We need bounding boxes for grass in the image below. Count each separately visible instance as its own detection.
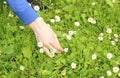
[0,0,120,78]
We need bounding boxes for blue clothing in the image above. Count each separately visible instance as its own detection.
[6,0,38,24]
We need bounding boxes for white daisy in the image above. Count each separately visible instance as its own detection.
[98,36,104,41]
[74,21,80,26]
[91,19,96,24]
[39,48,45,53]
[99,33,104,37]
[50,19,55,23]
[63,48,69,52]
[73,31,76,34]
[3,1,7,4]
[118,72,120,77]
[114,39,118,42]
[114,34,118,38]
[88,17,94,23]
[99,76,104,78]
[107,70,112,76]
[37,42,43,48]
[111,41,116,46]
[107,53,112,59]
[92,2,97,6]
[92,54,97,60]
[106,28,112,34]
[19,26,24,30]
[48,52,55,58]
[34,5,40,11]
[55,15,61,22]
[8,13,14,17]
[71,62,77,69]
[112,0,116,3]
[113,66,119,73]
[68,30,74,36]
[66,35,72,40]
[20,65,25,71]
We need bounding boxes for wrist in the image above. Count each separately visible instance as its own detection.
[29,17,44,32]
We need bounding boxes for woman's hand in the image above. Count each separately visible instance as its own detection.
[29,17,63,56]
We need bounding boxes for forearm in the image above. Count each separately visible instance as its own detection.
[6,0,38,24]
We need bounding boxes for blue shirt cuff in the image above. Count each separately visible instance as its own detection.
[6,0,38,25]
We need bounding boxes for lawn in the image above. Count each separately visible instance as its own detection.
[0,0,120,78]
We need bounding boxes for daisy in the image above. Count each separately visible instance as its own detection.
[113,66,119,73]
[68,30,74,36]
[19,26,24,30]
[37,42,43,48]
[112,0,116,3]
[99,76,104,78]
[8,13,14,17]
[20,65,25,71]
[92,54,97,60]
[114,34,118,38]
[39,48,45,53]
[111,41,116,46]
[106,28,112,34]
[74,21,80,26]
[3,1,7,4]
[107,70,112,76]
[71,62,77,69]
[63,48,69,52]
[66,35,72,40]
[50,19,55,23]
[98,36,104,41]
[55,15,60,22]
[48,52,55,58]
[107,53,112,59]
[99,33,104,37]
[88,17,94,23]
[34,5,40,11]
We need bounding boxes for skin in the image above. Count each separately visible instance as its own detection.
[29,17,63,56]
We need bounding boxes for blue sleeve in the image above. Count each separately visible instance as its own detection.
[6,0,38,25]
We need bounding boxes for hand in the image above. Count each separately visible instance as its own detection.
[29,17,63,56]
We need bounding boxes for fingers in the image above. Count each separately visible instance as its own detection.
[50,33,64,53]
[43,46,55,58]
[43,46,50,56]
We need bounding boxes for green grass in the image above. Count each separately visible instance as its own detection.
[0,0,120,78]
